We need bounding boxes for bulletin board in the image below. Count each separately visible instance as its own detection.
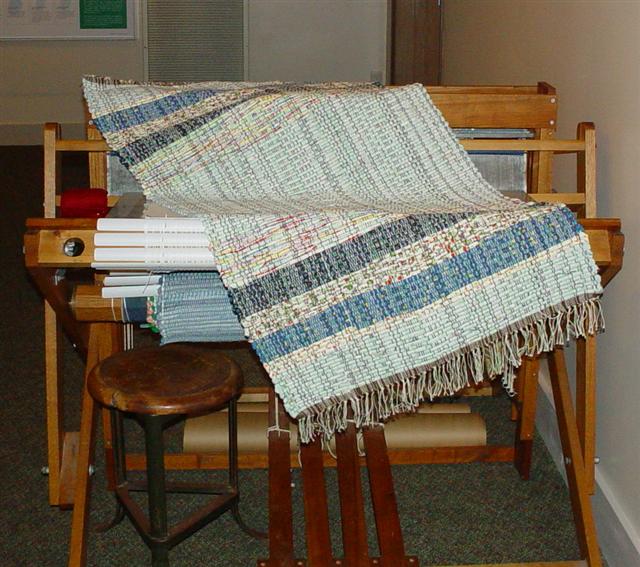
[0,0,136,40]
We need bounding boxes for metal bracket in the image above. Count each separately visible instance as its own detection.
[53,268,66,285]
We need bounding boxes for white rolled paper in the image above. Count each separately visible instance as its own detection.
[97,217,206,233]
[94,232,211,247]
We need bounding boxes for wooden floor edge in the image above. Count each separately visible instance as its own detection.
[256,556,420,566]
[254,558,582,567]
[429,561,587,567]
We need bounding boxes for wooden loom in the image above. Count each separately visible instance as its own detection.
[24,83,623,567]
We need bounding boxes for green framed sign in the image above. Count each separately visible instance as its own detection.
[80,0,127,30]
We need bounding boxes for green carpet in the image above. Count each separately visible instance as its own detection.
[0,146,586,566]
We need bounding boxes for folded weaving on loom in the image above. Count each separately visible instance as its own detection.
[83,77,603,442]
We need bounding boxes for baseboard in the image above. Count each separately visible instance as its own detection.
[0,123,85,145]
[536,363,640,566]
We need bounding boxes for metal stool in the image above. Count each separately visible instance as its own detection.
[88,343,262,567]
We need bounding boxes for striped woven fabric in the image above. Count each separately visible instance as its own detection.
[156,272,245,344]
[84,78,603,441]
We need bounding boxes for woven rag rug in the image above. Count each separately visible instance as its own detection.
[83,78,604,442]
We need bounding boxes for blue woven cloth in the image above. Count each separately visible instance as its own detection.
[156,272,245,344]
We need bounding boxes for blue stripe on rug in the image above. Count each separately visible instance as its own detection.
[111,87,291,167]
[115,106,241,167]
[252,206,580,362]
[230,212,472,316]
[93,89,220,134]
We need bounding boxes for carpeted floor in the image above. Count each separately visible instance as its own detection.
[0,145,589,565]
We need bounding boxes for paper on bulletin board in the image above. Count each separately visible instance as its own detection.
[0,0,136,40]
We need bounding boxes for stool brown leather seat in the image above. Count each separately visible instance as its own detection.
[88,343,261,567]
[89,343,242,415]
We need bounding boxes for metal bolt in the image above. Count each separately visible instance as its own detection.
[89,465,96,476]
[549,120,555,125]
[594,456,600,464]
[564,456,572,466]
[62,237,85,258]
[41,466,50,476]
[550,97,557,104]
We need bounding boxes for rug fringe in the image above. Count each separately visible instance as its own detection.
[297,295,603,443]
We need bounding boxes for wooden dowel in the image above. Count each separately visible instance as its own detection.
[461,139,584,152]
[528,194,585,204]
[44,123,61,218]
[87,123,108,187]
[56,140,110,152]
[51,135,590,154]
[576,122,597,218]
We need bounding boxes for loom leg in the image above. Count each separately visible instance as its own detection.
[548,348,602,567]
[300,437,332,566]
[576,336,597,495]
[335,422,370,566]
[514,356,540,479]
[44,301,65,505]
[68,323,121,567]
[100,407,116,491]
[364,426,416,566]
[261,387,295,566]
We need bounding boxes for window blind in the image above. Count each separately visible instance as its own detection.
[146,0,244,82]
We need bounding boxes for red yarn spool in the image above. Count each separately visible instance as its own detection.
[60,188,109,218]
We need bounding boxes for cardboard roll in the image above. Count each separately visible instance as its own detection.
[211,393,473,414]
[183,402,485,455]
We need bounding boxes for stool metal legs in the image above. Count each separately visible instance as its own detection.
[94,411,126,533]
[143,415,170,567]
[103,397,262,566]
[228,400,267,539]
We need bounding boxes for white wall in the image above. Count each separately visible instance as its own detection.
[0,1,388,144]
[246,0,387,83]
[443,1,640,564]
[0,4,145,144]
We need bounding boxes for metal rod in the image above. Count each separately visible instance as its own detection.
[111,409,127,485]
[142,415,170,566]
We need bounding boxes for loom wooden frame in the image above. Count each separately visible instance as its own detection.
[23,83,624,567]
